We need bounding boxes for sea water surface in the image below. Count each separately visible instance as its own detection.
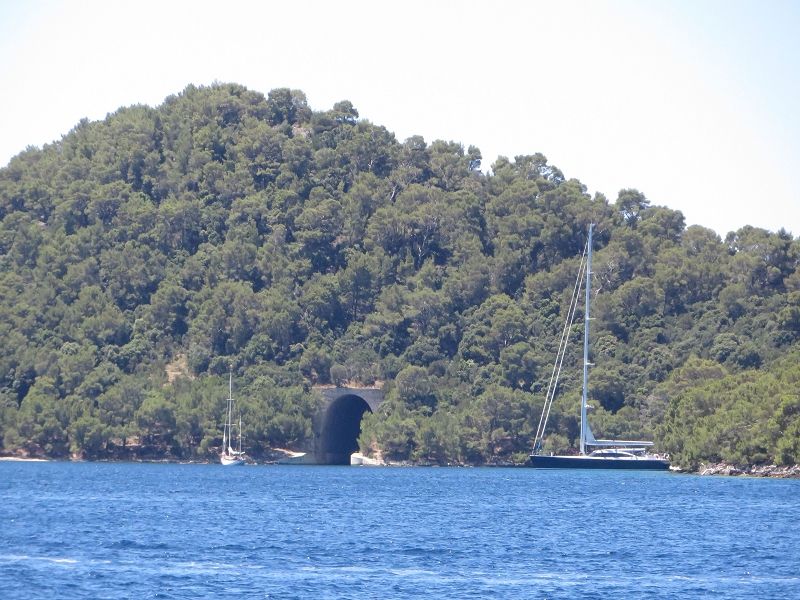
[1,462,799,599]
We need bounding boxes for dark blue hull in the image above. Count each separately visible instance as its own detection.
[528,454,670,470]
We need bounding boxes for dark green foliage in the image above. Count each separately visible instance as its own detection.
[656,354,800,468]
[1,82,798,465]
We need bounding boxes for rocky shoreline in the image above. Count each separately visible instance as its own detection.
[694,462,800,478]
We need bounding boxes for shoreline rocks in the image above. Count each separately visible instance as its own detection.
[696,462,800,478]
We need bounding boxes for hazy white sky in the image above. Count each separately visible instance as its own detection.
[1,0,798,236]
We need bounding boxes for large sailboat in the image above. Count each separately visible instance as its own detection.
[529,224,669,470]
[220,372,246,466]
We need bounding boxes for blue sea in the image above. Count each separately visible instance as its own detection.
[1,462,799,599]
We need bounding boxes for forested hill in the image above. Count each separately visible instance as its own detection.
[1,83,798,467]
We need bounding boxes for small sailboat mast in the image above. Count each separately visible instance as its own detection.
[222,418,227,453]
[222,372,230,452]
[579,223,593,456]
[228,371,234,454]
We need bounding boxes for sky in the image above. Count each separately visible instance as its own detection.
[1,0,798,237]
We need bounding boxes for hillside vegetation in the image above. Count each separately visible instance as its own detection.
[1,83,798,466]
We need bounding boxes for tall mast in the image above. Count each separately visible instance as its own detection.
[228,371,234,452]
[580,224,593,456]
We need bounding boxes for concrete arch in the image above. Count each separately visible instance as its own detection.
[317,394,372,465]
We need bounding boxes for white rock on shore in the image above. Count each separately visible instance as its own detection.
[698,462,800,478]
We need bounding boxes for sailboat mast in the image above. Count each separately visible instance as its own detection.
[228,371,234,453]
[580,224,593,456]
[223,372,230,452]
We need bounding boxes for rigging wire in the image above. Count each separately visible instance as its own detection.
[532,240,588,454]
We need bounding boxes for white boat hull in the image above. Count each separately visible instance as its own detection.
[220,454,245,466]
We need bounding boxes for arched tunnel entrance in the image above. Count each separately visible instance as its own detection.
[317,394,372,465]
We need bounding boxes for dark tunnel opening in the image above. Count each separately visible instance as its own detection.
[318,394,372,465]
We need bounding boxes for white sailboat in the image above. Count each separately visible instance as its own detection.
[529,223,669,470]
[221,371,246,466]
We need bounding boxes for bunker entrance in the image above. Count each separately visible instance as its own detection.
[318,394,372,465]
